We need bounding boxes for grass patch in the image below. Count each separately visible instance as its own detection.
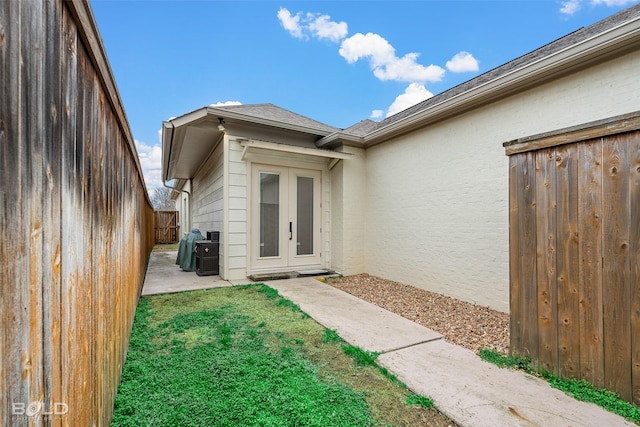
[478,348,532,373]
[479,348,640,424]
[322,329,344,343]
[341,345,379,367]
[253,283,309,316]
[113,285,450,426]
[379,366,408,389]
[406,393,434,408]
[152,242,180,251]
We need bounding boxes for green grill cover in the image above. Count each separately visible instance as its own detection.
[176,229,205,272]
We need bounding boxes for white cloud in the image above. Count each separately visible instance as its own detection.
[370,110,384,120]
[446,51,479,73]
[339,32,395,65]
[560,0,582,15]
[278,8,347,42]
[561,0,638,15]
[135,139,163,193]
[308,14,348,42]
[592,0,638,5]
[209,101,242,107]
[386,83,433,117]
[277,8,304,39]
[339,33,445,83]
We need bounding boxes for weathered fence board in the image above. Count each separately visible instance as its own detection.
[631,137,640,406]
[577,139,605,387]
[535,149,558,373]
[1,1,154,425]
[602,136,632,401]
[555,144,581,379]
[506,115,640,404]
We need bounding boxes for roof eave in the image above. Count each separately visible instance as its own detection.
[207,106,336,137]
[316,131,365,149]
[363,15,640,147]
[161,120,174,182]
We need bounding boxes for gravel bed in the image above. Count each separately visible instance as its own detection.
[326,274,510,354]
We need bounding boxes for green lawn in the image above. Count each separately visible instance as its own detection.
[111,285,450,426]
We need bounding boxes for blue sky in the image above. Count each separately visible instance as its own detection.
[90,0,639,193]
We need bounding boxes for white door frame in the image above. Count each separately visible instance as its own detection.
[248,162,323,274]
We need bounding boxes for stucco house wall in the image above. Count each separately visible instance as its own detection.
[330,146,367,275]
[363,49,640,312]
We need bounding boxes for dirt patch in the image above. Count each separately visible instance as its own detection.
[326,274,509,354]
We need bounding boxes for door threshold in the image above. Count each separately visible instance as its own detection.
[249,269,335,282]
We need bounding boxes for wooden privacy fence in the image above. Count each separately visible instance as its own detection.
[0,1,155,425]
[505,112,640,405]
[154,210,180,244]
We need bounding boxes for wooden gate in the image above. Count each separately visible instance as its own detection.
[155,210,180,244]
[504,112,640,404]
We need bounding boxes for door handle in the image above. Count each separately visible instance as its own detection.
[289,222,293,240]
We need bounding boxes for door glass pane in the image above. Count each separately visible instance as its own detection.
[260,172,279,257]
[297,176,314,255]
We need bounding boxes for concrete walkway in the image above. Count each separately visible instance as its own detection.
[141,252,633,427]
[141,251,234,295]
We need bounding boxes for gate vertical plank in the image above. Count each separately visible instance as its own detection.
[630,132,640,406]
[555,144,581,378]
[602,135,632,401]
[509,156,523,355]
[578,139,604,387]
[535,149,558,373]
[518,152,538,360]
[523,151,539,362]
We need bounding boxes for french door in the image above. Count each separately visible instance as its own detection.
[251,164,322,270]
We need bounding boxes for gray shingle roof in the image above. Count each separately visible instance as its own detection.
[342,119,380,137]
[215,103,339,134]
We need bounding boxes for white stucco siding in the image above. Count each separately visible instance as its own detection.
[330,146,366,275]
[363,50,640,313]
[365,115,509,311]
[330,161,344,273]
[321,167,332,270]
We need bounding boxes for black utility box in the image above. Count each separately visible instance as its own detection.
[195,232,219,276]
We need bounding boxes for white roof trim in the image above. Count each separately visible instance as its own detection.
[239,139,351,161]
